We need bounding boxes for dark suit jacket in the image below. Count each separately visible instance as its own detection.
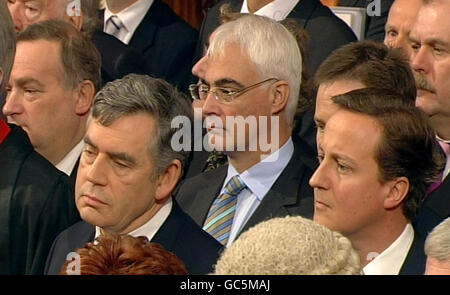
[399,230,427,275]
[176,137,317,237]
[105,0,198,92]
[0,125,80,275]
[91,31,149,86]
[195,0,357,73]
[44,200,223,275]
[414,176,450,238]
[339,0,394,42]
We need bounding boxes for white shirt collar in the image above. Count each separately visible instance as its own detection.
[104,0,154,44]
[240,0,299,21]
[363,223,415,275]
[55,140,84,176]
[95,198,172,241]
[225,138,294,200]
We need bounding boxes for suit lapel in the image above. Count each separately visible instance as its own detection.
[191,166,228,225]
[128,0,161,52]
[239,137,316,235]
[425,176,450,219]
[0,126,33,274]
[288,0,320,28]
[151,200,183,250]
[399,231,426,275]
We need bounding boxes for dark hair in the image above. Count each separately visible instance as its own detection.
[315,41,416,104]
[92,74,193,177]
[61,234,189,275]
[332,88,444,220]
[17,19,101,92]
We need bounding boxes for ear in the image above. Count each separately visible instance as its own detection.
[154,159,182,202]
[384,176,410,210]
[74,80,95,116]
[68,14,84,31]
[270,80,290,115]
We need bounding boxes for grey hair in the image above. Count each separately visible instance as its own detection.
[207,14,302,126]
[92,74,193,177]
[425,218,450,261]
[0,0,16,92]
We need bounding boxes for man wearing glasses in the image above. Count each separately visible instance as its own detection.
[175,14,316,247]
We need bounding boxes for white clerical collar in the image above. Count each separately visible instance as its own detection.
[104,0,154,44]
[240,0,299,21]
[363,223,414,275]
[55,140,84,176]
[95,198,172,241]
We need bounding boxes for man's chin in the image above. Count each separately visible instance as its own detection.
[415,91,436,115]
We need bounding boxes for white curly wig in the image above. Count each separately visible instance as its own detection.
[213,216,363,275]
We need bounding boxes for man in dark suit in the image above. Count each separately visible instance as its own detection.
[410,0,450,238]
[176,15,317,247]
[195,0,357,74]
[45,74,222,275]
[102,0,198,91]
[310,88,441,274]
[0,3,79,275]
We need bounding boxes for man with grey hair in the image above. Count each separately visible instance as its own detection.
[176,14,316,247]
[425,217,450,275]
[45,74,223,275]
[6,0,149,85]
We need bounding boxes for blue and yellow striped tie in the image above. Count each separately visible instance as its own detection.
[203,175,246,245]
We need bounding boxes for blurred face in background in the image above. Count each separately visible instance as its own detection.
[7,0,70,32]
[384,0,422,59]
[314,79,365,147]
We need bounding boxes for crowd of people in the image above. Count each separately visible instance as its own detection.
[0,0,449,275]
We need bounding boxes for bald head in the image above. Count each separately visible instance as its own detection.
[384,0,422,58]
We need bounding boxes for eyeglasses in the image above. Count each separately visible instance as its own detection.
[189,78,279,103]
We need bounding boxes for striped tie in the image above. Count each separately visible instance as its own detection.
[203,175,246,245]
[105,15,128,42]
